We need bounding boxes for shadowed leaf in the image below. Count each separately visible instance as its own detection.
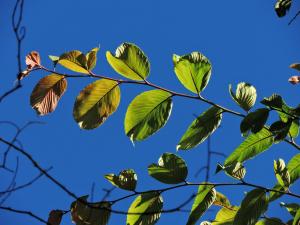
[275,0,292,17]
[104,169,137,191]
[213,192,231,208]
[280,202,300,217]
[290,63,300,71]
[187,183,216,225]
[240,108,269,135]
[73,79,120,130]
[233,189,268,225]
[47,210,63,225]
[177,106,222,150]
[70,196,111,225]
[30,74,67,115]
[106,42,150,81]
[86,47,99,71]
[173,52,212,94]
[124,90,172,142]
[256,218,284,225]
[148,152,188,184]
[127,192,163,225]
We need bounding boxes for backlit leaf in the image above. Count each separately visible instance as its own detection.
[58,50,89,74]
[30,74,67,115]
[26,51,41,69]
[213,192,231,208]
[127,192,163,225]
[187,183,216,225]
[104,169,137,191]
[70,196,111,225]
[106,42,150,81]
[124,90,172,142]
[229,82,257,112]
[212,206,239,225]
[274,158,290,188]
[148,152,188,184]
[73,79,120,130]
[86,47,99,70]
[290,63,300,72]
[177,106,222,150]
[269,154,300,201]
[224,129,274,166]
[173,52,212,94]
[233,189,268,225]
[293,208,300,225]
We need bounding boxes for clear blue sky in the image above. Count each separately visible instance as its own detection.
[1,0,300,224]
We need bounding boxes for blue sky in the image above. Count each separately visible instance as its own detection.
[1,0,300,224]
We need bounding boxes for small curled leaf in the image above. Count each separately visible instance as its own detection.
[26,51,41,69]
[290,63,300,71]
[104,169,137,191]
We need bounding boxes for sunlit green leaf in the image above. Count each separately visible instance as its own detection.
[58,50,89,74]
[124,90,172,142]
[104,169,137,191]
[70,196,111,225]
[148,152,188,184]
[177,106,222,150]
[256,218,284,225]
[212,206,239,225]
[106,42,150,81]
[240,108,269,135]
[224,129,274,166]
[274,159,290,188]
[229,82,257,112]
[86,47,99,70]
[127,192,163,225]
[275,0,292,17]
[187,183,216,225]
[173,52,212,94]
[270,154,300,201]
[30,74,67,116]
[280,202,300,217]
[233,189,268,225]
[49,55,59,67]
[73,79,120,129]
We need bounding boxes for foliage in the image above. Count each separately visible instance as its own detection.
[18,41,300,225]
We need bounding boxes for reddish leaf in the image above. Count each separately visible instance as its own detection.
[30,74,67,115]
[290,63,300,71]
[47,210,63,225]
[288,76,300,85]
[26,51,41,69]
[17,69,30,80]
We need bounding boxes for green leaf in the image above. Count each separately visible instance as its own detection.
[289,120,299,138]
[148,152,188,184]
[124,90,172,142]
[127,192,163,225]
[30,74,67,116]
[269,154,300,201]
[280,202,300,217]
[70,196,111,225]
[275,0,292,17]
[224,129,274,166]
[290,63,300,72]
[86,47,99,70]
[104,169,137,191]
[256,218,285,225]
[201,222,212,225]
[73,79,120,130]
[173,52,212,94]
[177,106,222,150]
[229,82,257,112]
[58,50,89,74]
[233,189,268,225]
[240,108,269,135]
[223,162,246,180]
[187,183,216,225]
[261,94,284,109]
[212,206,239,225]
[274,159,290,188]
[213,191,231,208]
[293,208,300,225]
[106,42,150,81]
